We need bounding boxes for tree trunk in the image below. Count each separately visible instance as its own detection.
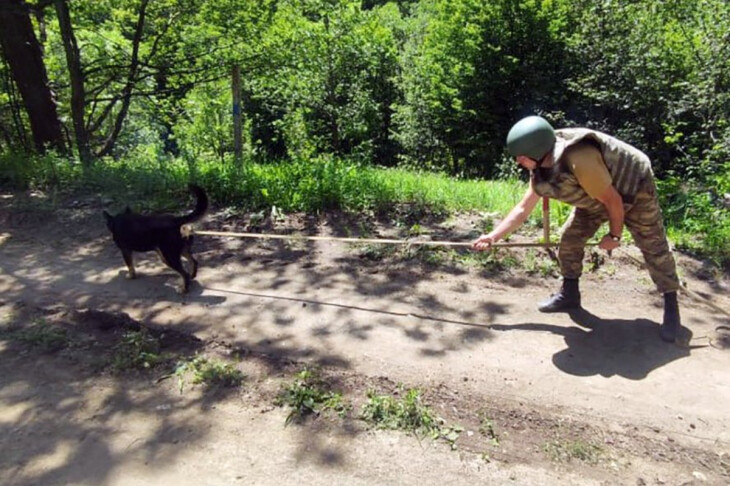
[154,68,180,156]
[96,0,150,158]
[55,0,92,165]
[0,0,66,154]
[232,64,243,166]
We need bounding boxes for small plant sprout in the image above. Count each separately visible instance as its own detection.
[477,411,500,447]
[112,328,168,371]
[174,356,244,393]
[275,367,349,425]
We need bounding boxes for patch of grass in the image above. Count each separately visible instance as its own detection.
[439,424,464,450]
[457,248,519,272]
[600,262,617,277]
[358,243,397,261]
[477,411,500,447]
[523,249,559,277]
[400,245,448,265]
[360,386,465,448]
[275,368,349,425]
[360,387,440,436]
[476,213,496,234]
[543,438,603,464]
[408,223,423,236]
[111,328,169,371]
[174,356,244,393]
[10,318,69,352]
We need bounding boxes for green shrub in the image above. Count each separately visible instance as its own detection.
[275,368,349,425]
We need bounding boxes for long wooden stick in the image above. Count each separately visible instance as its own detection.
[193,229,730,320]
[193,229,598,248]
[542,197,550,245]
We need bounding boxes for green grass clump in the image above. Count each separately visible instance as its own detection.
[543,438,603,464]
[111,329,169,371]
[456,248,520,271]
[360,386,464,448]
[275,368,349,425]
[360,387,440,436]
[478,411,500,447]
[523,249,559,277]
[8,318,69,352]
[174,356,244,392]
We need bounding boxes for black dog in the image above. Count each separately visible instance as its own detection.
[103,184,208,293]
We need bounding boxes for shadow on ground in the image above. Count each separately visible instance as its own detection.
[490,308,695,380]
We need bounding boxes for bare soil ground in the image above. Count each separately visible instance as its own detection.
[1,191,729,486]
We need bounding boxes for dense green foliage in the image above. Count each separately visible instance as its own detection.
[0,0,728,267]
[2,1,728,174]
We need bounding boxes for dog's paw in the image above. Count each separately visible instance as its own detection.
[126,272,138,280]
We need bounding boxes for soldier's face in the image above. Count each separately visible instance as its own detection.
[516,155,538,171]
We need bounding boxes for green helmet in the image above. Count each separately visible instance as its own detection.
[506,116,556,160]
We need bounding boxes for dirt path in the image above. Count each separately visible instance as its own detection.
[1,197,729,485]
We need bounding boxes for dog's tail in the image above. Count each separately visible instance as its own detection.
[176,184,209,225]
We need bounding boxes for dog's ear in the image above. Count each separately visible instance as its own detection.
[124,206,132,214]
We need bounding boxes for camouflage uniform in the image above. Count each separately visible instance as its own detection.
[531,128,680,293]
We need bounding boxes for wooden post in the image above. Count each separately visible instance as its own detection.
[232,64,242,166]
[542,197,550,244]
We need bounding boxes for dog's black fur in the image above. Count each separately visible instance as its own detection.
[103,184,208,293]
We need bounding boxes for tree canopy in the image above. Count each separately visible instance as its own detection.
[0,0,727,182]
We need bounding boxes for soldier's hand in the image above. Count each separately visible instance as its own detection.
[472,234,495,251]
[598,234,620,254]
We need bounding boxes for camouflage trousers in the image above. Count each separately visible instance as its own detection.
[557,175,680,293]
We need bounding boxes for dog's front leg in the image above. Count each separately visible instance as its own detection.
[122,249,137,279]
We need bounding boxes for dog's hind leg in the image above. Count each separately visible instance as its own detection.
[182,244,198,279]
[160,247,191,293]
[122,249,137,279]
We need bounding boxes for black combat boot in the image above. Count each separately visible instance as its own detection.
[538,278,581,313]
[660,291,681,342]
